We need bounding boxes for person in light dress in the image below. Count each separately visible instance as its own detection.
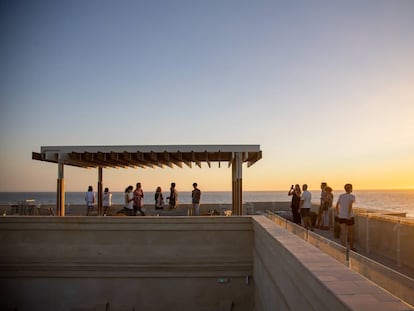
[103,187,112,216]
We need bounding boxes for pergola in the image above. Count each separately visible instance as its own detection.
[32,144,262,216]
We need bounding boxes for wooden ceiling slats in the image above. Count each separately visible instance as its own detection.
[32,146,262,169]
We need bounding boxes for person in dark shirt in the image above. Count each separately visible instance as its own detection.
[191,182,201,216]
[167,182,178,209]
[288,184,301,224]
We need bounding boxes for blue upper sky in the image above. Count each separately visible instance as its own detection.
[1,0,413,192]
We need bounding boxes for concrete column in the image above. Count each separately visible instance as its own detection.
[232,152,243,215]
[56,162,65,216]
[98,167,103,216]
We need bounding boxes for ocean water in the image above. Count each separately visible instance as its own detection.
[1,190,413,217]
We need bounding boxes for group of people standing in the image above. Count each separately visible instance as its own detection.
[288,183,316,230]
[288,182,356,251]
[152,182,201,215]
[84,181,202,216]
[123,183,145,216]
[84,185,115,216]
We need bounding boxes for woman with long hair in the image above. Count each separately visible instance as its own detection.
[288,184,302,225]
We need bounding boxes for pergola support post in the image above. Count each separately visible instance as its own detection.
[56,162,65,216]
[97,167,103,216]
[32,145,262,217]
[232,152,243,215]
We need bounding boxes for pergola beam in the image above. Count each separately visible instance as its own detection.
[205,151,211,168]
[32,145,262,216]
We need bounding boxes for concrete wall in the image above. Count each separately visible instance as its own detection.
[251,216,412,311]
[349,251,414,307]
[353,210,414,271]
[252,202,414,273]
[266,211,414,308]
[0,217,254,311]
[0,216,411,311]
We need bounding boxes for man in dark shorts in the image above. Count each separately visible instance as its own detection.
[336,184,356,251]
[299,184,313,231]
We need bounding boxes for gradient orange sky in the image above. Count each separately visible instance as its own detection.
[1,1,413,192]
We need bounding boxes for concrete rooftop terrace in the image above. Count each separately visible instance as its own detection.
[0,216,411,311]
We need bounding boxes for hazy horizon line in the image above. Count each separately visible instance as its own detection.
[1,188,413,193]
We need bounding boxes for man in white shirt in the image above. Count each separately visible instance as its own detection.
[336,184,356,251]
[85,185,95,216]
[299,184,313,231]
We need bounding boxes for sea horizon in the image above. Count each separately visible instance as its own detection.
[2,188,413,192]
[1,189,413,217]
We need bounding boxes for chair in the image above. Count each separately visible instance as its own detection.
[10,203,19,215]
[33,204,41,216]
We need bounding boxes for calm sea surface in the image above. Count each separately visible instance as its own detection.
[1,190,413,217]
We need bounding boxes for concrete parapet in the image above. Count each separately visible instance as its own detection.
[307,230,348,266]
[0,216,253,311]
[252,216,412,311]
[0,216,411,310]
[354,210,414,272]
[266,211,414,309]
[350,251,414,307]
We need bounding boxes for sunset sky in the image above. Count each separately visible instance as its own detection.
[1,1,413,193]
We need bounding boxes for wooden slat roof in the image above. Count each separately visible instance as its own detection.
[32,145,262,169]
